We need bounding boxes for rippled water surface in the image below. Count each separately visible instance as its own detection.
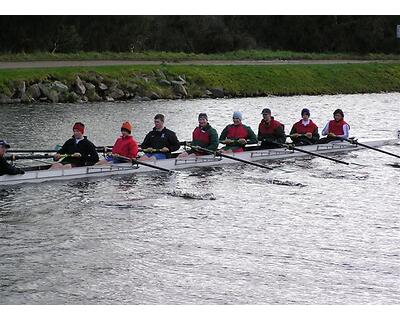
[1,93,399,304]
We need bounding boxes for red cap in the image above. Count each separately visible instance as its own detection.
[73,122,85,134]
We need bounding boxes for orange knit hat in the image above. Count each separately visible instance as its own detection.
[121,121,132,133]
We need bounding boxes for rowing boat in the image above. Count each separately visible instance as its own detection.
[1,134,399,186]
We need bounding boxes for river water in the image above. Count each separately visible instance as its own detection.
[0,93,399,304]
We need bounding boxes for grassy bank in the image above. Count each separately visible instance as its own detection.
[2,50,400,62]
[1,63,400,100]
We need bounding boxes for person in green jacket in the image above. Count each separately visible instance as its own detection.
[219,111,258,153]
[178,113,219,158]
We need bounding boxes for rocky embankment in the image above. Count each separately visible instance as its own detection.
[0,69,225,104]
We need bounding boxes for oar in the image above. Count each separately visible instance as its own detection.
[110,154,173,173]
[190,146,274,170]
[262,139,350,165]
[5,153,56,161]
[9,146,114,153]
[342,138,400,159]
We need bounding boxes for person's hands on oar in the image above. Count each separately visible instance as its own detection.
[221,139,234,145]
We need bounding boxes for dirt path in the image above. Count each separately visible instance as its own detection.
[1,59,399,69]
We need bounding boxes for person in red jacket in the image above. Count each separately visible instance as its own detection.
[219,111,258,153]
[257,108,286,149]
[97,121,138,164]
[319,109,350,144]
[289,108,320,145]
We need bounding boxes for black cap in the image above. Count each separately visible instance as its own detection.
[0,139,10,148]
[261,108,271,115]
[333,109,344,118]
[198,113,208,120]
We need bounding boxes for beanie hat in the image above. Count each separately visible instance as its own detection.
[232,111,242,121]
[198,113,208,120]
[0,139,10,149]
[261,108,271,115]
[301,108,310,116]
[121,121,132,133]
[73,122,85,134]
[333,109,344,118]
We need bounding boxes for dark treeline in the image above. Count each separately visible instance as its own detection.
[1,16,400,54]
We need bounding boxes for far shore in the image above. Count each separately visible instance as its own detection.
[1,62,400,105]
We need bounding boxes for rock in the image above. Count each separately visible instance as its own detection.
[52,81,69,93]
[170,80,185,86]
[74,76,86,95]
[209,87,224,98]
[0,94,12,104]
[47,91,59,103]
[80,96,89,103]
[176,75,186,84]
[133,96,151,101]
[172,83,188,97]
[104,96,115,102]
[38,83,59,103]
[21,93,34,103]
[98,83,108,91]
[13,81,26,98]
[38,83,50,96]
[86,90,102,102]
[26,84,41,100]
[11,98,21,104]
[108,87,125,100]
[83,72,103,86]
[84,82,96,92]
[158,79,171,86]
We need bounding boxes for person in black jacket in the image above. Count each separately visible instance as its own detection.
[50,122,99,169]
[0,140,25,176]
[140,114,180,160]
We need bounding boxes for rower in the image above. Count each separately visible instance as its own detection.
[0,140,25,176]
[50,122,99,169]
[219,111,257,153]
[257,108,286,149]
[178,113,219,158]
[319,109,350,144]
[289,108,320,145]
[96,121,138,165]
[140,114,180,160]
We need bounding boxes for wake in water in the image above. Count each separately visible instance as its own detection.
[386,162,400,168]
[265,178,307,187]
[167,190,217,200]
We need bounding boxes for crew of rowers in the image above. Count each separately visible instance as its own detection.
[0,108,350,175]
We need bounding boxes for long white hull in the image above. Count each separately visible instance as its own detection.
[1,137,399,186]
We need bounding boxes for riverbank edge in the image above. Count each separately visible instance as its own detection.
[1,63,400,104]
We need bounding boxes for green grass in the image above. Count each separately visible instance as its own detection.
[2,49,400,62]
[2,63,400,97]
